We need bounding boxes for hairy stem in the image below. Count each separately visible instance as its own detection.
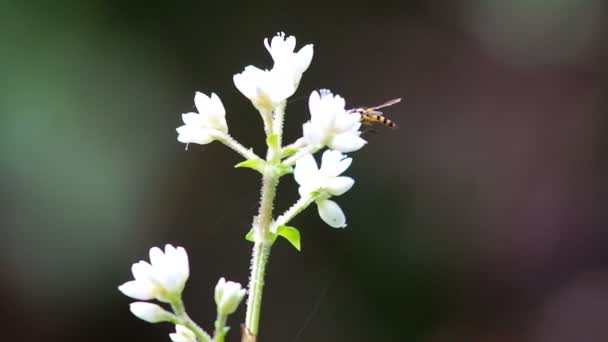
[172,299,212,342]
[214,132,260,160]
[282,144,320,167]
[272,194,317,230]
[244,105,284,339]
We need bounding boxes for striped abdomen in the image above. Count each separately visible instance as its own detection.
[360,113,397,128]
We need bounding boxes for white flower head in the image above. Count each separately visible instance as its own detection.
[233,66,295,113]
[170,325,197,342]
[303,89,367,153]
[294,149,355,228]
[264,32,313,90]
[118,244,190,303]
[234,33,313,113]
[214,277,247,316]
[129,302,172,323]
[176,92,228,147]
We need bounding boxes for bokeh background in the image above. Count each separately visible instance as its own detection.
[2,1,608,341]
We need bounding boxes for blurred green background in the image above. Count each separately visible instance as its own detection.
[2,1,608,341]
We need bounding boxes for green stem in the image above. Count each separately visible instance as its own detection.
[172,299,212,342]
[271,103,286,147]
[244,104,285,338]
[213,313,228,342]
[260,109,273,137]
[282,144,320,167]
[213,132,260,160]
[272,194,317,231]
[245,241,271,336]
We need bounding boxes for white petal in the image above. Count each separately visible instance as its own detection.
[334,112,361,132]
[176,125,214,145]
[129,302,169,323]
[324,176,354,196]
[215,277,226,307]
[164,244,177,258]
[131,261,154,281]
[149,246,165,269]
[302,121,322,146]
[174,246,190,280]
[316,199,347,228]
[328,93,346,113]
[296,44,313,73]
[181,112,201,126]
[328,132,367,153]
[309,90,337,129]
[265,69,296,101]
[294,153,319,186]
[320,150,351,176]
[233,73,253,98]
[118,280,156,300]
[215,278,246,315]
[233,66,265,99]
[170,325,197,342]
[307,90,321,118]
[298,181,321,197]
[194,92,211,114]
[209,93,226,118]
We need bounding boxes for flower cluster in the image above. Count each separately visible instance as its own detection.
[119,245,245,342]
[123,31,381,342]
[175,32,368,230]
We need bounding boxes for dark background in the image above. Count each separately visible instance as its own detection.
[2,1,608,341]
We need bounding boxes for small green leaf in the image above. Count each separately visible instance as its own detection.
[276,225,301,251]
[266,134,280,150]
[281,147,298,158]
[245,228,255,242]
[235,159,266,174]
[275,164,293,177]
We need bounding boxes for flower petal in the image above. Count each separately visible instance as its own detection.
[174,246,190,281]
[118,280,156,300]
[176,125,214,145]
[149,246,165,269]
[302,121,322,146]
[307,90,321,118]
[294,153,319,186]
[170,325,197,342]
[181,113,201,126]
[319,150,351,176]
[328,132,367,153]
[129,302,169,323]
[324,176,354,196]
[295,44,314,73]
[194,92,211,114]
[316,199,347,228]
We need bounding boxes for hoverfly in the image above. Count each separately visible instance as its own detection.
[347,98,402,128]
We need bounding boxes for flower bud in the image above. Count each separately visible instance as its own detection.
[129,302,172,323]
[214,277,247,316]
[169,325,197,342]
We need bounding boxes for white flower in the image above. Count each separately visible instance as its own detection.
[169,325,197,342]
[118,244,190,303]
[214,277,247,316]
[129,302,172,323]
[176,92,228,146]
[303,89,367,153]
[234,33,313,113]
[233,66,295,112]
[264,32,313,90]
[294,150,354,228]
